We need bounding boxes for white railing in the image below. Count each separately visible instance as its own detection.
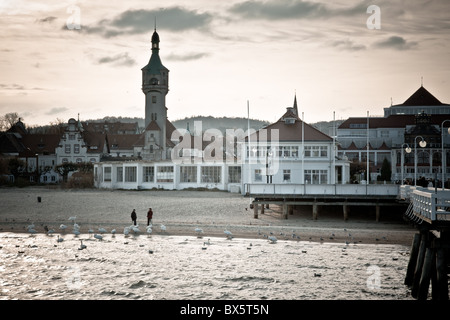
[244,183,399,196]
[410,189,450,221]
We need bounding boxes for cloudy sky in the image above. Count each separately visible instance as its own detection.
[1,0,450,126]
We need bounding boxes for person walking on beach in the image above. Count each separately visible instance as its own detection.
[131,209,137,225]
[147,208,153,226]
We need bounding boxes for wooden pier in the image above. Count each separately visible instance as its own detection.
[245,183,406,221]
[400,185,450,300]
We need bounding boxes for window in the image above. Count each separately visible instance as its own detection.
[125,166,137,182]
[228,166,241,183]
[304,170,328,184]
[291,146,299,158]
[157,166,174,183]
[254,169,262,182]
[117,167,123,182]
[143,166,154,183]
[69,134,75,140]
[65,144,71,154]
[74,144,80,154]
[283,169,291,182]
[104,167,112,182]
[201,166,221,183]
[152,96,157,103]
[304,146,327,158]
[180,166,197,183]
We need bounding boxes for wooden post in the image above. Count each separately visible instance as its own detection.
[411,232,428,299]
[282,202,288,219]
[266,204,269,209]
[253,203,258,219]
[343,204,349,221]
[312,202,318,220]
[375,205,380,222]
[435,246,449,300]
[261,204,265,215]
[417,247,434,300]
[405,233,421,286]
[289,205,294,215]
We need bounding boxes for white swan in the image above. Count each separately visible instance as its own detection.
[57,235,64,243]
[131,225,140,234]
[78,239,87,250]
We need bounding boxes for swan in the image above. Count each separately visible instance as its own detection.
[28,228,37,234]
[94,234,103,240]
[78,239,87,250]
[268,236,277,244]
[26,223,35,230]
[47,229,55,235]
[57,235,64,243]
[59,224,67,231]
[73,223,80,230]
[73,229,81,236]
[98,227,107,234]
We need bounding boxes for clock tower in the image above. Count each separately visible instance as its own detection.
[142,28,169,159]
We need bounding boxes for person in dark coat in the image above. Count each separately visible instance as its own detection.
[147,208,153,226]
[131,209,137,225]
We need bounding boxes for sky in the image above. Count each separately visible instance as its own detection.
[1,0,450,127]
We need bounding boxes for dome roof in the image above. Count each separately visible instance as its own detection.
[151,30,160,44]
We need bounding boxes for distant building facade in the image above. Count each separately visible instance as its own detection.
[337,86,450,185]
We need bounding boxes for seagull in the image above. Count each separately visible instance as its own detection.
[78,240,87,250]
[195,227,203,235]
[28,228,37,235]
[123,227,130,236]
[27,223,35,230]
[268,236,277,244]
[68,216,77,222]
[94,234,103,240]
[160,224,166,233]
[224,229,233,239]
[98,227,107,234]
[146,226,152,235]
[73,229,80,236]
[47,229,55,235]
[59,224,67,231]
[131,225,140,234]
[111,229,116,235]
[73,223,80,230]
[88,229,94,237]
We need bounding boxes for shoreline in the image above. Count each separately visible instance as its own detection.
[0,187,418,246]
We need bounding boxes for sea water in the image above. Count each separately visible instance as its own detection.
[0,232,412,300]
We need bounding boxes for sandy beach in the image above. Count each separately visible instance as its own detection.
[0,187,417,246]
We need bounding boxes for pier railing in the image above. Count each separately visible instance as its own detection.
[400,185,450,222]
[244,183,399,197]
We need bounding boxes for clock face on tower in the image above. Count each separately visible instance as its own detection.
[150,78,159,85]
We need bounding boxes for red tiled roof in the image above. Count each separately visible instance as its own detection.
[247,108,332,142]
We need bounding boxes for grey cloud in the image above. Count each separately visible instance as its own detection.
[228,0,370,20]
[0,84,44,91]
[330,39,366,51]
[166,52,210,61]
[372,36,418,50]
[45,107,69,116]
[96,52,136,67]
[83,7,212,38]
[36,16,57,24]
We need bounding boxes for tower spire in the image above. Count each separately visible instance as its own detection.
[293,92,298,116]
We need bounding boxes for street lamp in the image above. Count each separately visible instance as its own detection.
[441,120,450,190]
[406,136,426,186]
[401,143,410,185]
